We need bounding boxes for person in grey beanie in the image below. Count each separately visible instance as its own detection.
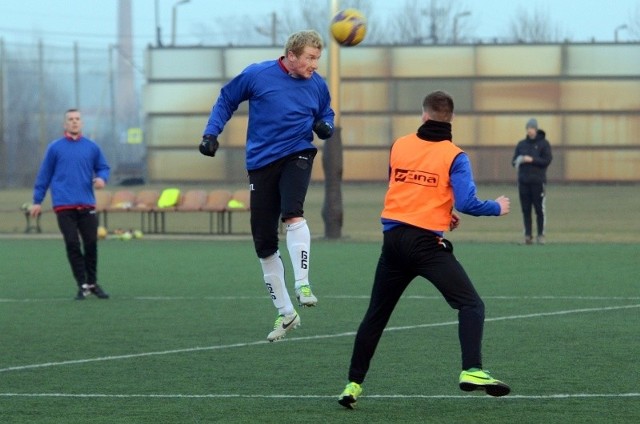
[512,118,552,245]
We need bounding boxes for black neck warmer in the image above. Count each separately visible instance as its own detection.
[416,120,452,142]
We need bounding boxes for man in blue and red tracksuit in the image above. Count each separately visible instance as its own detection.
[31,109,111,300]
[199,30,335,342]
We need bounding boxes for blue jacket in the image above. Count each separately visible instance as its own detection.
[33,135,110,209]
[204,58,334,170]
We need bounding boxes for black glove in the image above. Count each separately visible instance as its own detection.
[199,134,219,157]
[313,120,334,140]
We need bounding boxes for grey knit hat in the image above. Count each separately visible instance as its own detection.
[526,118,538,129]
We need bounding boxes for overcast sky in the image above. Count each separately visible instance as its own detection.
[0,0,637,50]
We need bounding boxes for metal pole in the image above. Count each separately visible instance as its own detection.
[74,42,80,108]
[108,45,116,144]
[171,6,177,46]
[38,39,46,154]
[329,0,340,127]
[614,24,627,42]
[171,0,190,46]
[155,0,163,46]
[271,12,277,46]
[453,12,471,44]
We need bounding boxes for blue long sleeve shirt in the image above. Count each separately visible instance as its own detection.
[33,135,110,209]
[203,58,334,170]
[450,153,500,217]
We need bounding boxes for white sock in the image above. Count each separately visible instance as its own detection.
[286,219,310,290]
[259,251,294,316]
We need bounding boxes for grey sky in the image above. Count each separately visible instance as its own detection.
[0,0,637,49]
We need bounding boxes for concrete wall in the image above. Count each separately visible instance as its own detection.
[143,43,640,183]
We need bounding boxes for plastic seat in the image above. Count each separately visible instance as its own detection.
[94,190,112,228]
[106,190,136,212]
[202,189,233,234]
[131,190,161,212]
[176,189,208,212]
[225,189,251,233]
[131,190,160,232]
[154,188,182,233]
[95,191,112,213]
[226,189,250,211]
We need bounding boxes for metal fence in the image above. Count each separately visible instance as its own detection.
[0,39,144,188]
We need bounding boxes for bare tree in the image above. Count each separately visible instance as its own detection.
[385,0,473,45]
[2,47,68,187]
[627,3,640,41]
[508,6,566,43]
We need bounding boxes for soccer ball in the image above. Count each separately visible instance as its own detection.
[330,9,367,47]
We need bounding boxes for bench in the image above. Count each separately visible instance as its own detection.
[98,188,250,235]
[14,188,251,235]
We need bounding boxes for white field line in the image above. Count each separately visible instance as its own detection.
[0,392,639,400]
[1,295,639,303]
[0,303,638,374]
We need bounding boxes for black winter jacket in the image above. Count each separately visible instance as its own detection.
[512,129,552,184]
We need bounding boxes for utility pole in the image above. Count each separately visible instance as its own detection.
[117,0,136,133]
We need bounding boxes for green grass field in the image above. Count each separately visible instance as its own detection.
[1,237,638,423]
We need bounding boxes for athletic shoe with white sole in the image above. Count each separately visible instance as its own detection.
[459,368,511,397]
[295,284,317,307]
[74,284,92,300]
[88,284,110,299]
[338,382,362,409]
[267,311,300,342]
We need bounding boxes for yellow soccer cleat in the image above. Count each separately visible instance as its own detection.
[295,284,318,307]
[459,368,511,397]
[338,382,362,409]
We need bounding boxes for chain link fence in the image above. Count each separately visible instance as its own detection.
[0,39,144,188]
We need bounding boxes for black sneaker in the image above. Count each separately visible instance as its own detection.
[75,284,92,300]
[88,284,110,299]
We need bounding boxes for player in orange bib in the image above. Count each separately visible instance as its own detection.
[339,90,512,409]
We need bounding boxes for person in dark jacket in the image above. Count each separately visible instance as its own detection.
[512,118,552,245]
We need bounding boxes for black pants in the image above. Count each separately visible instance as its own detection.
[56,208,99,287]
[347,225,485,384]
[518,182,545,237]
[248,149,316,258]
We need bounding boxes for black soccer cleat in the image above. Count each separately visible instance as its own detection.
[88,284,110,299]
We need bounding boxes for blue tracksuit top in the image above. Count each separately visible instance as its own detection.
[33,135,111,209]
[203,58,335,170]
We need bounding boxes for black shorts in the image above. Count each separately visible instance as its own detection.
[248,149,316,257]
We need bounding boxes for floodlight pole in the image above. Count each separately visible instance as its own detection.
[453,12,471,44]
[171,0,190,46]
[329,0,340,127]
[154,0,163,46]
[614,24,627,42]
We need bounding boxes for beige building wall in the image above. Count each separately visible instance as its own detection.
[143,43,640,183]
